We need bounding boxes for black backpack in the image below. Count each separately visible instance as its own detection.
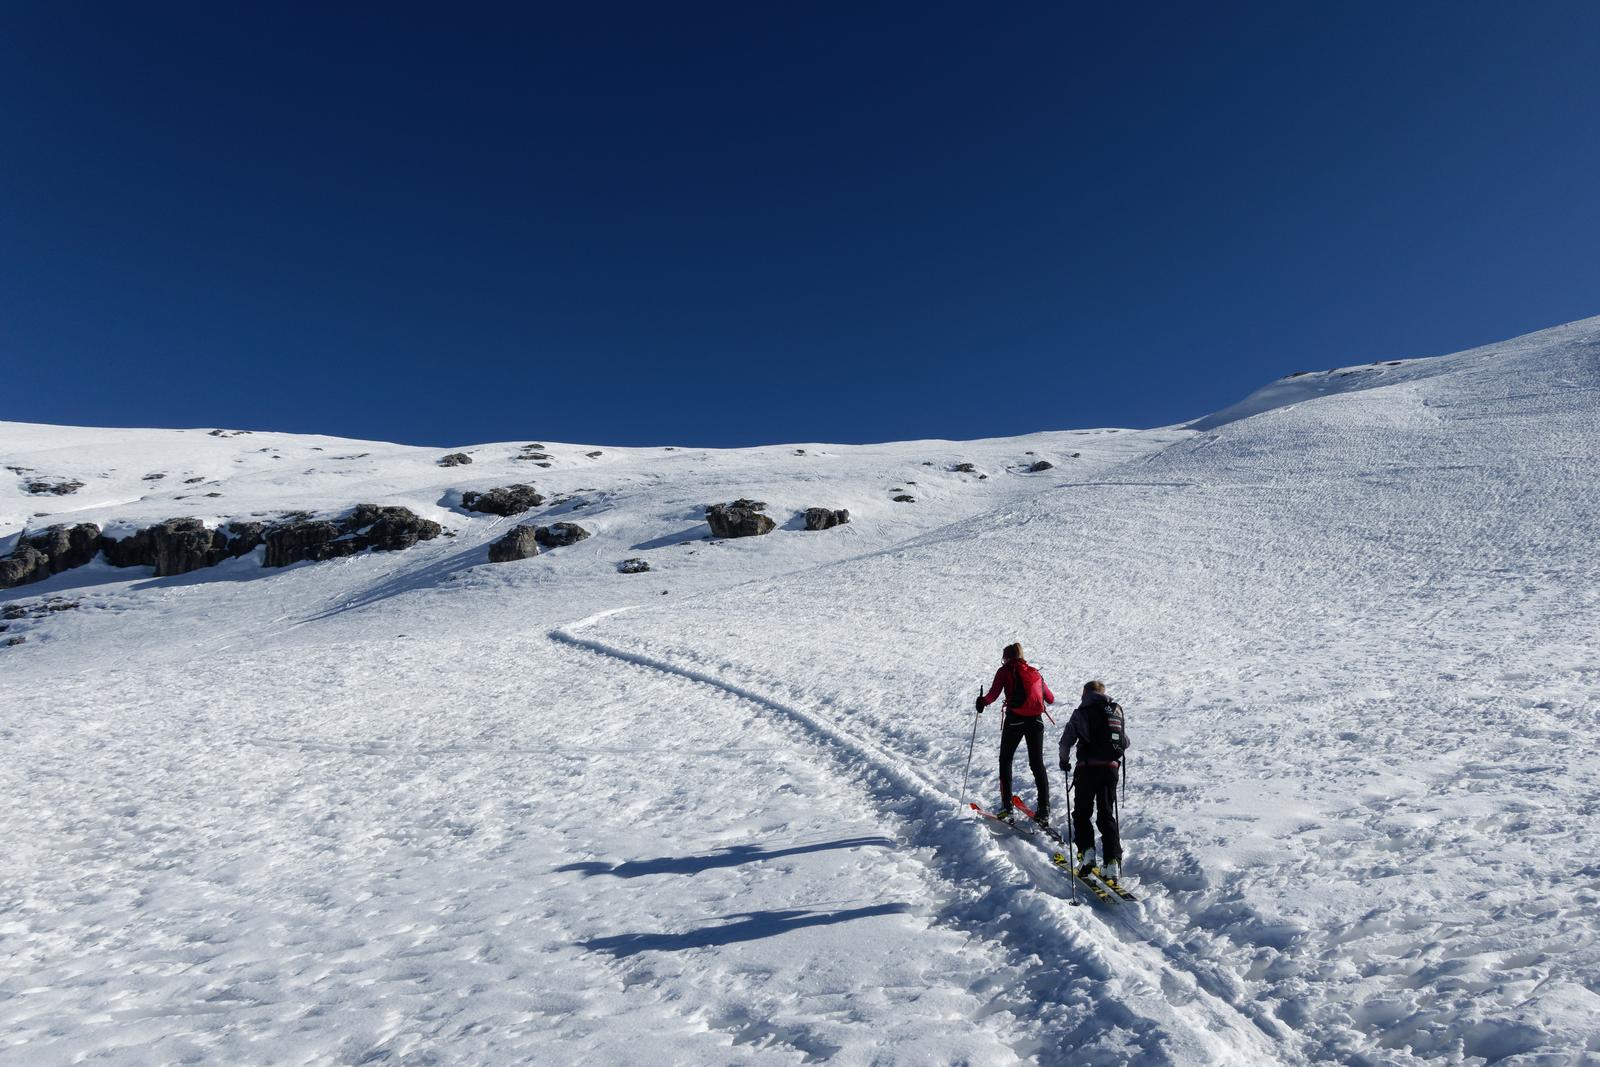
[1083,700,1126,763]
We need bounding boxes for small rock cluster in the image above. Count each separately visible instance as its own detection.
[461,484,545,516]
[804,508,850,531]
[486,521,591,563]
[438,453,473,467]
[24,479,84,496]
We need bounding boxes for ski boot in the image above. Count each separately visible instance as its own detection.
[1101,859,1121,885]
[1074,847,1097,879]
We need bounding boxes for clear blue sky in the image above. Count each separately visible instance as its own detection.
[4,3,1598,447]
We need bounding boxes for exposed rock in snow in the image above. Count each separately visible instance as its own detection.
[437,452,473,467]
[488,525,540,563]
[706,501,775,537]
[1026,459,1054,472]
[0,523,101,587]
[24,479,84,496]
[461,484,546,516]
[803,507,850,530]
[618,557,651,573]
[534,522,590,549]
[263,506,441,568]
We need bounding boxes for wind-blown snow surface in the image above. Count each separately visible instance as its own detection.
[4,318,1599,1065]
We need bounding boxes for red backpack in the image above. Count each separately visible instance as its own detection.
[1004,660,1046,717]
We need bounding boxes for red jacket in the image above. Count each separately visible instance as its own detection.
[980,660,1055,718]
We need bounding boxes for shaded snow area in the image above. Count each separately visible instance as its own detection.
[4,317,1599,1065]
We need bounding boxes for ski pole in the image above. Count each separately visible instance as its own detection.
[958,688,981,814]
[1066,765,1078,906]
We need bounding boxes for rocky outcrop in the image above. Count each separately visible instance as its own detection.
[488,526,541,563]
[618,558,651,574]
[0,546,49,588]
[952,462,976,473]
[222,522,266,558]
[461,484,545,516]
[892,494,915,503]
[150,518,223,576]
[101,518,264,575]
[0,524,102,588]
[706,500,775,538]
[1026,460,1054,472]
[263,521,345,567]
[438,453,473,467]
[535,522,590,549]
[346,505,442,553]
[264,505,441,568]
[804,508,850,531]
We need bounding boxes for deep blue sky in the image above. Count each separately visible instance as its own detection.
[4,3,1598,447]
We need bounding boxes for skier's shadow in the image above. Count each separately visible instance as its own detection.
[557,835,892,878]
[579,903,912,957]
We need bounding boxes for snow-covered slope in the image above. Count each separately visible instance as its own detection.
[4,317,1598,1065]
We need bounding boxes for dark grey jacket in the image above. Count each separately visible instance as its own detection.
[1058,692,1129,770]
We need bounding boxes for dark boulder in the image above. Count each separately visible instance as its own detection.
[264,520,345,568]
[618,558,651,574]
[0,524,103,588]
[438,453,473,467]
[535,522,591,549]
[1026,460,1054,472]
[346,504,443,553]
[264,505,442,567]
[803,508,850,531]
[0,546,49,588]
[706,502,775,538]
[488,525,541,563]
[892,494,915,503]
[952,462,976,473]
[150,518,222,577]
[102,527,157,568]
[461,484,546,516]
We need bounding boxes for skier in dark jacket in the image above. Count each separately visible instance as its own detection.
[1058,681,1129,883]
[976,642,1055,825]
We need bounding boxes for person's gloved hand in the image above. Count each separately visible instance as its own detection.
[974,696,985,714]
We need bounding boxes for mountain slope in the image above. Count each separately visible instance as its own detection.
[3,317,1598,1065]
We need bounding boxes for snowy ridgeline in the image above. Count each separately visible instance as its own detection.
[3,317,1599,1065]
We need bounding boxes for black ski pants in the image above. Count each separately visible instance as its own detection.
[1072,766,1121,862]
[999,715,1049,818]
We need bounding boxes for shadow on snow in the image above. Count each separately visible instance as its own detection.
[579,903,911,958]
[557,835,893,879]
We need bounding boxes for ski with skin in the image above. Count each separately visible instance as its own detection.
[975,801,1108,905]
[1010,795,1134,903]
[968,802,1037,835]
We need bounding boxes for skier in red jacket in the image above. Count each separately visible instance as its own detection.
[975,642,1055,825]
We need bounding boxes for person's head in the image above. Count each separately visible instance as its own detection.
[1082,680,1105,697]
[1002,642,1023,663]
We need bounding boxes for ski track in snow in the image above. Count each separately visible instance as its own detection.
[550,621,1296,1066]
[5,316,1600,1064]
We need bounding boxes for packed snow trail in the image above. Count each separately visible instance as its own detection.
[553,619,1298,1065]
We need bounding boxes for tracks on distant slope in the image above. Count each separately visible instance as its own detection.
[550,615,1304,1066]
